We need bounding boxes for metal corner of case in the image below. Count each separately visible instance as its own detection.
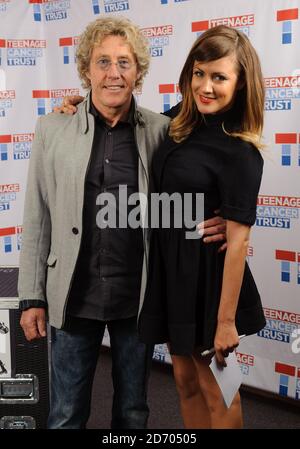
[0,415,36,429]
[0,374,39,404]
[0,297,19,310]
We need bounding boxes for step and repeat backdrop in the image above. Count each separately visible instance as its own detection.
[0,0,300,400]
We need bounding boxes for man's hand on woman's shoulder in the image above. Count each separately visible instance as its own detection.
[53,95,84,115]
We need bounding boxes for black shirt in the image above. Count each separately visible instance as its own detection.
[66,101,144,321]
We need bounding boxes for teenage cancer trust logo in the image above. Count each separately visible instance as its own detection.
[32,88,80,115]
[91,0,100,14]
[256,195,300,229]
[275,250,300,284]
[160,0,190,4]
[265,74,300,111]
[0,90,15,117]
[90,0,129,14]
[191,14,254,37]
[29,0,71,22]
[159,83,182,112]
[103,0,129,13]
[275,362,300,399]
[0,134,33,162]
[274,133,300,166]
[0,226,22,254]
[236,351,254,376]
[0,39,46,67]
[259,308,300,345]
[141,25,173,57]
[276,8,298,44]
[0,0,10,12]
[59,36,79,64]
[0,184,20,213]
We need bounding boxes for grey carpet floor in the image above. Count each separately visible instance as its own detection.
[87,348,300,429]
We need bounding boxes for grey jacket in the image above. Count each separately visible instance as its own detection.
[18,94,170,328]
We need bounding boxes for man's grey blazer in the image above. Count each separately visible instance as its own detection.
[18,93,170,328]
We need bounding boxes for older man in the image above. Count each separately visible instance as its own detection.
[18,16,224,429]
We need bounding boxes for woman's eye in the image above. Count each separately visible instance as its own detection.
[194,70,203,77]
[214,75,226,81]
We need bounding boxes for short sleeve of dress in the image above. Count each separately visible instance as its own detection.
[218,140,263,226]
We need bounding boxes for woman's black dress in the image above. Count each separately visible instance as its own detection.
[138,111,266,356]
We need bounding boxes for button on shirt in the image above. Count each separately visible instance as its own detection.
[67,101,144,321]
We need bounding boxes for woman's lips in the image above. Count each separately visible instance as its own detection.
[199,95,215,104]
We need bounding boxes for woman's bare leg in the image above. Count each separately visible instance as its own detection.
[171,354,211,428]
[192,354,243,429]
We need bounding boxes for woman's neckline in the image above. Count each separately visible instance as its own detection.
[202,108,234,124]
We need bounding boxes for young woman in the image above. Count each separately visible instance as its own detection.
[138,25,266,429]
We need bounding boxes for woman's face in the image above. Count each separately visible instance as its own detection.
[191,54,241,115]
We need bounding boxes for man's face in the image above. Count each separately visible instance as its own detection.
[87,35,140,116]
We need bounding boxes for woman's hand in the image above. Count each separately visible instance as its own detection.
[214,220,250,366]
[213,321,239,367]
[53,95,84,115]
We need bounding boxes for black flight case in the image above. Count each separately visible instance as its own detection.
[0,266,49,429]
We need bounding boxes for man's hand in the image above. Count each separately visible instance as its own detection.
[20,308,47,341]
[53,95,84,115]
[197,212,227,252]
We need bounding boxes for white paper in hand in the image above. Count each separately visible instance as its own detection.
[209,351,243,408]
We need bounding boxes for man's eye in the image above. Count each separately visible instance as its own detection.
[118,60,130,68]
[98,59,110,66]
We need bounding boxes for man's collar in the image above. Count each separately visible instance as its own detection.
[89,96,136,127]
[79,91,145,133]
